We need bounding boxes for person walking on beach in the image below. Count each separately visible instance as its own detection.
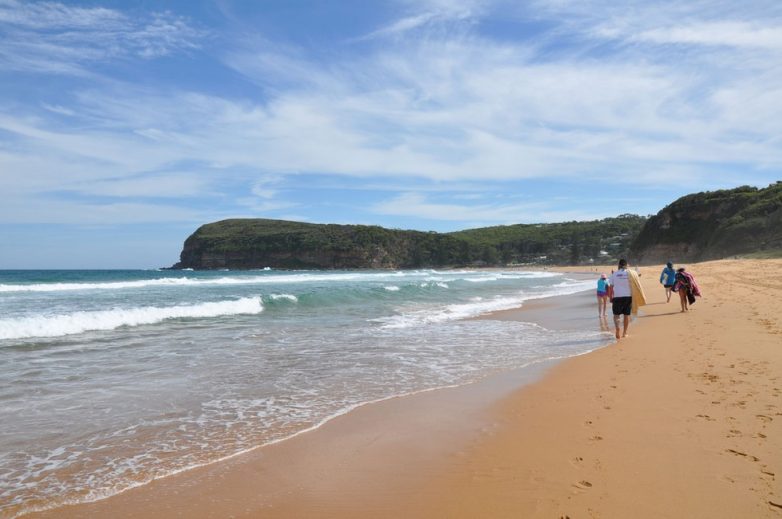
[673,266,701,312]
[660,262,676,303]
[596,273,610,317]
[609,259,632,340]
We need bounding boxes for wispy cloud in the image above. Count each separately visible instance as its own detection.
[0,0,204,74]
[66,172,212,198]
[373,192,606,224]
[0,198,206,225]
[359,0,486,40]
[632,22,782,50]
[1,0,780,231]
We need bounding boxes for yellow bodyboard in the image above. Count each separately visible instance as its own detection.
[628,269,647,315]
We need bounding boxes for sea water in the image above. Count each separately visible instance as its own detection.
[0,268,606,517]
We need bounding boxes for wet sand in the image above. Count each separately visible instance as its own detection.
[29,259,782,518]
[411,259,782,518]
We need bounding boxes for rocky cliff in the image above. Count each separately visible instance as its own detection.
[629,182,782,264]
[173,219,468,270]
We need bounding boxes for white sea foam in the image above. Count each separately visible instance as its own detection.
[0,270,560,293]
[0,268,608,518]
[269,294,298,302]
[378,279,593,328]
[0,297,263,340]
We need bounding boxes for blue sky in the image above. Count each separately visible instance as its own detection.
[1,0,780,268]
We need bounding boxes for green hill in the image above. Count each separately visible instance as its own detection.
[629,182,782,263]
[172,215,647,270]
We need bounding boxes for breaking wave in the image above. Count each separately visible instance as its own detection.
[0,297,263,340]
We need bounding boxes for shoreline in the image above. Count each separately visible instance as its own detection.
[27,260,782,517]
[412,260,782,517]
[25,275,606,518]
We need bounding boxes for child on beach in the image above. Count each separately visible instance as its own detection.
[659,262,676,303]
[673,266,701,312]
[596,273,610,317]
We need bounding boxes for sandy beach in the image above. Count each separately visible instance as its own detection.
[28,259,782,518]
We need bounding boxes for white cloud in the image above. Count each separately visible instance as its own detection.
[0,0,203,73]
[67,173,211,198]
[373,192,606,224]
[634,22,782,50]
[1,0,780,229]
[250,175,286,199]
[0,197,207,225]
[360,0,486,39]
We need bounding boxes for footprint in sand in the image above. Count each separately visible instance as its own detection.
[726,449,760,462]
[590,435,603,441]
[572,480,593,492]
[756,414,773,423]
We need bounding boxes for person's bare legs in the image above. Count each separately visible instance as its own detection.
[665,286,672,302]
[622,314,630,337]
[599,315,609,332]
[613,314,621,339]
[679,289,688,312]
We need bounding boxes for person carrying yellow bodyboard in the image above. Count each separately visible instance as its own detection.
[609,259,646,340]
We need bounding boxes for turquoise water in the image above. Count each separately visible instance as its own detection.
[0,268,604,517]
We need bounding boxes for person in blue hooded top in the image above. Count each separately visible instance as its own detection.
[659,261,676,303]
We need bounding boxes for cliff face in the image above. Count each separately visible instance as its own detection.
[172,216,647,270]
[173,219,469,270]
[172,184,781,270]
[630,182,782,264]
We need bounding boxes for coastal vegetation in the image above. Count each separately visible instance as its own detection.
[173,215,646,269]
[629,182,782,263]
[173,182,781,269]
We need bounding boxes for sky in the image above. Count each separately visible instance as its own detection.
[1,0,780,268]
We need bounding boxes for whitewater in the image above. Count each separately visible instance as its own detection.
[0,268,606,518]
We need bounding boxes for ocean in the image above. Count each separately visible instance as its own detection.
[0,268,606,517]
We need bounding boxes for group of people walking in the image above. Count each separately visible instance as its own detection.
[596,259,644,340]
[596,259,701,340]
[658,261,701,312]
